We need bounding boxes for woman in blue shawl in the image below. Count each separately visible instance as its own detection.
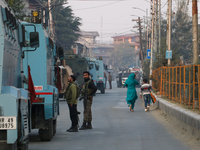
[124,73,139,112]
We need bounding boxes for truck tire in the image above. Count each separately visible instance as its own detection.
[39,119,53,141]
[17,139,28,150]
[100,88,105,94]
[53,119,57,136]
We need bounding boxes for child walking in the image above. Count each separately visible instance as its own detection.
[140,79,152,111]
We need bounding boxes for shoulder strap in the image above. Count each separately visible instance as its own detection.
[85,80,91,90]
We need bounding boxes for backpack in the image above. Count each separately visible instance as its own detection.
[72,83,81,99]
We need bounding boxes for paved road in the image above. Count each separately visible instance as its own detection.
[29,83,190,150]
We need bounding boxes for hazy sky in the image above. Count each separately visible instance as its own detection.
[65,0,197,44]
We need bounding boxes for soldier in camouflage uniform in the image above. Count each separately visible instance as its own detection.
[79,71,97,130]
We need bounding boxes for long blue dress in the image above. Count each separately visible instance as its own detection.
[124,74,139,109]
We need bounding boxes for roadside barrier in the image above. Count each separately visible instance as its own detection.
[153,65,200,110]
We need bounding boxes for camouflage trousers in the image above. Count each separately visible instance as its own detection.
[83,99,93,122]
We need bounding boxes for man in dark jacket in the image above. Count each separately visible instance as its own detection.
[65,75,78,132]
[79,71,97,130]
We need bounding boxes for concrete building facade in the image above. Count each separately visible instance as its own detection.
[111,34,140,51]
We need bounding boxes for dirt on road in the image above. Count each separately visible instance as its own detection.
[150,106,200,150]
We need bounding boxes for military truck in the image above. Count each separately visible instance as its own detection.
[64,54,88,86]
[95,57,106,94]
[0,2,36,149]
[21,21,59,141]
[86,57,97,86]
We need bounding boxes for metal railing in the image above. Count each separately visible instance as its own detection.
[153,65,200,110]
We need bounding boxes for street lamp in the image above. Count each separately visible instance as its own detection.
[132,7,146,12]
[131,14,140,17]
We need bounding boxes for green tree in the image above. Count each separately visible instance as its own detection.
[170,0,192,65]
[109,43,138,72]
[147,0,192,69]
[8,0,25,20]
[52,0,82,51]
[143,0,192,79]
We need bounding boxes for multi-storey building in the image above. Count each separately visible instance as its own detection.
[111,33,140,51]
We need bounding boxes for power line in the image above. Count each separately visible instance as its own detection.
[72,1,122,11]
[82,21,132,25]
[161,1,168,9]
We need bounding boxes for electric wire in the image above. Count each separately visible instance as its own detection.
[72,1,122,11]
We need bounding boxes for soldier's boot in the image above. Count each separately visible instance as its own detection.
[79,122,87,130]
[87,122,92,129]
[68,126,78,132]
[66,126,73,132]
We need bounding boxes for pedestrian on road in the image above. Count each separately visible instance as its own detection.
[124,73,139,112]
[64,75,79,132]
[140,79,152,112]
[79,71,97,130]
[108,72,112,89]
[104,72,107,89]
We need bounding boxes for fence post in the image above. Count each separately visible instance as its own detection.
[160,68,162,95]
[180,67,182,104]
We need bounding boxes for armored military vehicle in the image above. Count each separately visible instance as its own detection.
[64,54,88,86]
[0,2,33,149]
[86,57,97,86]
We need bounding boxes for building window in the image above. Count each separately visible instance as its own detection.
[131,37,135,42]
[124,38,129,43]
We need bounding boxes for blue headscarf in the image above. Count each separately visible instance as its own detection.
[125,73,136,86]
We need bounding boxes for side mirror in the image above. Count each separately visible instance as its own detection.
[30,32,39,48]
[89,64,93,70]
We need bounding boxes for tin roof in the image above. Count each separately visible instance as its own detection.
[111,33,139,39]
[80,31,99,37]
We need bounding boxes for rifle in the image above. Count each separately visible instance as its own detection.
[79,82,89,107]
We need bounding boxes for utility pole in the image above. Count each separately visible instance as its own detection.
[192,0,199,64]
[146,9,149,50]
[132,18,144,69]
[167,0,172,66]
[154,0,158,53]
[138,17,144,65]
[101,16,103,44]
[150,0,155,85]
[159,0,161,54]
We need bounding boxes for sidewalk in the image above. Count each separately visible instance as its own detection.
[153,95,200,138]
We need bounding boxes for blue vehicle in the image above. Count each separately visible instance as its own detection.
[95,57,106,94]
[0,2,31,149]
[86,58,97,86]
[21,22,59,141]
[86,57,105,93]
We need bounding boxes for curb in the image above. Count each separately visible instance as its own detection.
[154,96,200,138]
